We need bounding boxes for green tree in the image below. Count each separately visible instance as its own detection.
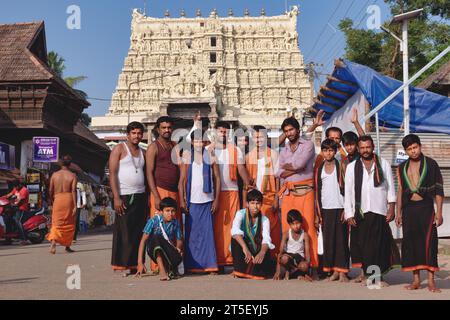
[339,0,450,83]
[47,51,91,126]
[47,51,65,77]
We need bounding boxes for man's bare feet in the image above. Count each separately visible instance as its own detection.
[327,272,339,281]
[160,272,170,281]
[339,273,350,283]
[298,275,313,282]
[379,281,390,288]
[65,247,75,253]
[284,271,290,280]
[405,282,421,290]
[352,274,365,283]
[49,246,56,254]
[428,280,441,293]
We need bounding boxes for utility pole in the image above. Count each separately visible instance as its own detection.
[383,8,423,136]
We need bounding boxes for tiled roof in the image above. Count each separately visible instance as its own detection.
[0,21,89,105]
[0,22,51,81]
[417,59,450,89]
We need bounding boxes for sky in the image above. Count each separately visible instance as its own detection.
[0,0,393,118]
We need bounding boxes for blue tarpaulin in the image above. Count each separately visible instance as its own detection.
[313,59,450,134]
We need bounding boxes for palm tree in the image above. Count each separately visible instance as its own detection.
[47,51,66,77]
[47,51,91,126]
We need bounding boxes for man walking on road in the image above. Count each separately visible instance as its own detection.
[47,155,77,254]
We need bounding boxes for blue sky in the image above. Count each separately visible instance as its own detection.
[0,0,392,118]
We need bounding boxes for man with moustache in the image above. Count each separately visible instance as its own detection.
[396,134,444,293]
[110,122,148,275]
[146,116,181,273]
[344,135,400,287]
[276,117,318,276]
[146,116,180,221]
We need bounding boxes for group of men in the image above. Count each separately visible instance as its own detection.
[108,109,444,293]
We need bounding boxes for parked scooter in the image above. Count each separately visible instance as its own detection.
[0,196,49,244]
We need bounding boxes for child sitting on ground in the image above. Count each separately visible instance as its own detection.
[135,197,183,281]
[274,209,312,281]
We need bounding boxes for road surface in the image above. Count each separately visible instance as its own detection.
[1,231,449,300]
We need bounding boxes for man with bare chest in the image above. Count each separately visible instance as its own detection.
[396,134,444,293]
[47,155,77,254]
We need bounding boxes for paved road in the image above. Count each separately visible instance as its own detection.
[1,232,449,300]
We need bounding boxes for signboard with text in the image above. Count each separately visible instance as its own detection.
[395,149,409,164]
[33,137,59,163]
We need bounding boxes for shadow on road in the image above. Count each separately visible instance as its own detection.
[0,277,39,285]
[73,248,111,253]
[0,252,29,258]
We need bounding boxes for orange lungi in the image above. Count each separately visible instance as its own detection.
[149,187,181,221]
[46,192,76,247]
[278,178,318,267]
[214,190,240,266]
[261,192,281,258]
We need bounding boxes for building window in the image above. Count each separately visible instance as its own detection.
[210,52,217,63]
[209,69,217,76]
[210,37,217,47]
[200,22,205,27]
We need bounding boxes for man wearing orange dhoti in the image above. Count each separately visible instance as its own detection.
[276,117,319,277]
[47,155,77,254]
[213,121,252,271]
[245,125,281,258]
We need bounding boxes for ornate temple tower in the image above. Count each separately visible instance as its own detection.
[92,6,312,133]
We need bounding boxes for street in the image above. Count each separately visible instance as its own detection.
[1,231,449,300]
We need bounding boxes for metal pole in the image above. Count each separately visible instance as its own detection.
[375,112,381,155]
[402,20,410,136]
[364,45,450,121]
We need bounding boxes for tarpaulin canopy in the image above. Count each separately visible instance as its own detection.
[312,59,450,134]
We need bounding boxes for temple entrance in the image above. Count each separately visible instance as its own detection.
[167,103,211,129]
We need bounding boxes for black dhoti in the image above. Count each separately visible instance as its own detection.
[322,208,350,273]
[401,199,439,272]
[358,212,400,276]
[231,238,275,279]
[146,234,182,274]
[111,193,148,270]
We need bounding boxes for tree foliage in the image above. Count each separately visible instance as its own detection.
[339,0,449,83]
[47,51,91,126]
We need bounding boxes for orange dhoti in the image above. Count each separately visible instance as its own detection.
[279,179,318,268]
[149,187,181,221]
[261,192,281,258]
[46,192,76,247]
[149,187,181,272]
[214,190,239,266]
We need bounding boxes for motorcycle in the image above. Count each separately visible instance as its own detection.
[0,196,49,244]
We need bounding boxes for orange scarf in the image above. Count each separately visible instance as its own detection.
[246,148,276,194]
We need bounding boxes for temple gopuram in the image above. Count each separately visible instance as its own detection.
[92,6,313,141]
